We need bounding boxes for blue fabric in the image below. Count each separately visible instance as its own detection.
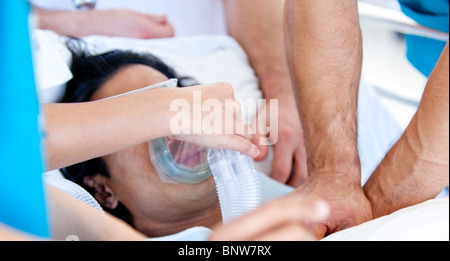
[398,0,449,77]
[0,1,50,238]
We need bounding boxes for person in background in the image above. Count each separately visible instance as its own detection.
[284,0,448,238]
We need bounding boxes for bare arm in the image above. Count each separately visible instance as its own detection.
[285,0,372,237]
[223,0,307,186]
[44,87,174,170]
[47,186,146,241]
[0,224,39,241]
[285,0,362,176]
[33,7,174,39]
[223,0,290,99]
[45,84,259,170]
[364,43,449,218]
[0,187,144,241]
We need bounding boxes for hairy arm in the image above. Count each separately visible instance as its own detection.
[285,0,372,236]
[364,43,449,218]
[223,0,307,186]
[285,0,362,174]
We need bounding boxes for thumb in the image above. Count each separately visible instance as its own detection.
[251,132,269,161]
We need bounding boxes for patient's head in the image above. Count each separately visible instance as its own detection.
[61,41,221,237]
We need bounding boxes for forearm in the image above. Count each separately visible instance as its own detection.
[0,224,39,241]
[44,88,174,170]
[2,187,144,241]
[223,0,291,99]
[285,0,362,178]
[364,43,449,218]
[47,186,146,241]
[33,7,91,37]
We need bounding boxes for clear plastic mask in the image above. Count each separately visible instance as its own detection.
[149,138,212,184]
[138,78,212,184]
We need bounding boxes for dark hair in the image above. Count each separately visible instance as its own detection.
[60,39,199,226]
[61,39,180,103]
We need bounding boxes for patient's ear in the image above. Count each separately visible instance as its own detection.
[83,175,119,210]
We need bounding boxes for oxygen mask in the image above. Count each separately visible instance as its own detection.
[149,138,212,184]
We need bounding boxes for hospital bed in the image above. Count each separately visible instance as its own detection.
[34,1,448,239]
[358,1,449,128]
[359,1,449,42]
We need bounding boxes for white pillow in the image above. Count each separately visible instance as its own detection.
[33,29,73,103]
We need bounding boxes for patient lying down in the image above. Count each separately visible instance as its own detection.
[60,42,222,237]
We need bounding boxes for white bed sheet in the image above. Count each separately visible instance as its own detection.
[322,197,449,241]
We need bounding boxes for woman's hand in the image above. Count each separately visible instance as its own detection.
[166,83,260,158]
[45,82,258,170]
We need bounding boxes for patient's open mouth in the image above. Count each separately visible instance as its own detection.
[165,138,207,168]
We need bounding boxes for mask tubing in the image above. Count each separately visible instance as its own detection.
[208,149,262,224]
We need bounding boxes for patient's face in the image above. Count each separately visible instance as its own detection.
[88,64,220,237]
